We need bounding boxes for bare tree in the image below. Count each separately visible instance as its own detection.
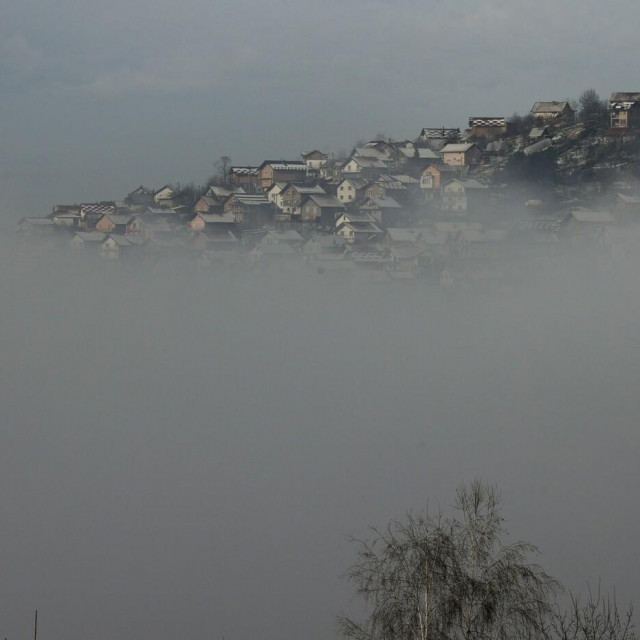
[578,89,608,123]
[209,155,232,186]
[339,481,559,640]
[549,584,635,640]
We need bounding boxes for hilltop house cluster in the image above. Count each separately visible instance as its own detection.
[17,95,640,284]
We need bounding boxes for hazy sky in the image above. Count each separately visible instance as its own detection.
[2,0,640,216]
[1,243,639,640]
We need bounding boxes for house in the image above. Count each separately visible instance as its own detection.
[421,163,465,191]
[361,140,395,156]
[336,178,368,204]
[301,150,329,171]
[358,195,403,227]
[70,231,107,250]
[441,178,488,212]
[337,221,384,244]
[279,183,326,218]
[227,166,259,192]
[79,203,118,229]
[335,212,384,244]
[267,183,288,210]
[100,234,144,260]
[300,194,345,226]
[530,101,574,123]
[125,186,154,207]
[468,117,508,138]
[528,126,552,140]
[95,213,134,234]
[223,194,272,228]
[153,185,177,207]
[187,211,237,232]
[257,161,307,191]
[260,229,304,248]
[203,185,242,201]
[416,128,461,150]
[440,143,482,166]
[127,215,174,241]
[17,217,56,236]
[301,234,346,257]
[609,93,640,129]
[353,146,391,161]
[190,229,240,257]
[52,209,82,228]
[341,156,388,178]
[193,196,221,215]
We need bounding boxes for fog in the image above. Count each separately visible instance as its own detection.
[0,238,638,640]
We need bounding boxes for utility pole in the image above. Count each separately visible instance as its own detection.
[34,611,38,640]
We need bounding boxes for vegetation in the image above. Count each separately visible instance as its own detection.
[340,481,635,640]
[578,89,608,124]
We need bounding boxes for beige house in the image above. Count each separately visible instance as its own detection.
[530,101,574,123]
[336,178,368,203]
[441,143,482,167]
[441,178,488,212]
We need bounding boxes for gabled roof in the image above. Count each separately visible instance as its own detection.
[441,143,480,154]
[305,194,344,209]
[443,178,487,190]
[422,162,464,174]
[98,213,134,225]
[353,146,390,160]
[81,203,117,216]
[610,92,640,104]
[397,147,441,159]
[531,101,571,114]
[391,174,419,184]
[258,160,307,171]
[229,194,270,206]
[339,221,383,234]
[19,217,54,226]
[361,196,403,209]
[229,166,259,176]
[338,177,369,189]
[103,234,133,247]
[205,185,242,199]
[301,149,328,159]
[344,156,388,169]
[336,212,378,225]
[128,185,153,195]
[281,183,326,195]
[154,185,177,197]
[197,212,237,224]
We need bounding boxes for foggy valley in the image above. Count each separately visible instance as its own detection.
[1,239,638,640]
[3,0,640,638]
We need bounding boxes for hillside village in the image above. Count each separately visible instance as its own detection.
[16,93,640,285]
